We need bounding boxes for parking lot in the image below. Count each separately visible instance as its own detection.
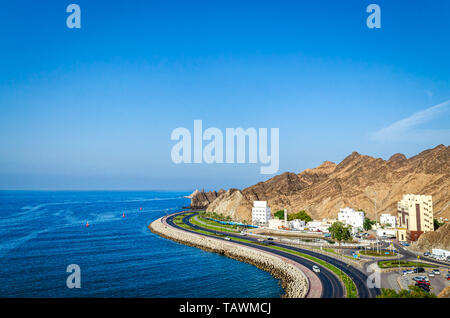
[398,268,449,295]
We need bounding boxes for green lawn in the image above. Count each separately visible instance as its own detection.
[360,250,397,257]
[197,216,240,230]
[190,216,240,233]
[378,260,435,268]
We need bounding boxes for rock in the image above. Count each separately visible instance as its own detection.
[410,222,450,252]
[438,286,450,298]
[205,145,449,221]
[149,216,309,298]
[189,189,226,209]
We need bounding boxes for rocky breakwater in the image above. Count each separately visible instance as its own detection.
[149,215,312,298]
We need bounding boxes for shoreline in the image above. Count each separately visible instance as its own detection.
[149,214,315,298]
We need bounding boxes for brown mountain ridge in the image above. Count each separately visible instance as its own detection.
[192,145,449,223]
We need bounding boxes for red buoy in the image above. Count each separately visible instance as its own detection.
[122,213,125,218]
[139,207,142,211]
[86,222,89,227]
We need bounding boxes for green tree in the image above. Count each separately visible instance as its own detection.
[363,217,375,231]
[328,221,352,243]
[377,286,436,298]
[289,210,312,222]
[434,218,444,230]
[274,210,285,220]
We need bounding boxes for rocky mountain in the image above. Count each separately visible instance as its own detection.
[192,145,449,223]
[410,222,450,252]
[188,189,226,209]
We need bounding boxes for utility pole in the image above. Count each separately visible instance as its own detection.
[373,191,379,254]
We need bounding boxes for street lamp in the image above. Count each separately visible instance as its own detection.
[373,191,379,254]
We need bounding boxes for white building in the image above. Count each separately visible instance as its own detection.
[289,219,306,230]
[252,201,271,225]
[377,228,397,238]
[432,249,450,259]
[306,221,330,233]
[397,194,434,236]
[268,219,284,230]
[337,207,364,231]
[380,213,396,228]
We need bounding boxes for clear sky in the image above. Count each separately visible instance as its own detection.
[0,0,449,190]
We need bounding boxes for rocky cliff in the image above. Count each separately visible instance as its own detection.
[410,222,450,252]
[196,145,449,223]
[188,189,226,209]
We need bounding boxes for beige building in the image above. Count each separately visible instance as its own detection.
[397,194,434,241]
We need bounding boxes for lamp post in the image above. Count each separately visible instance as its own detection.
[373,191,379,254]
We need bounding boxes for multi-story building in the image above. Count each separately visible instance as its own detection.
[397,194,434,241]
[380,213,396,228]
[337,207,364,232]
[251,201,271,225]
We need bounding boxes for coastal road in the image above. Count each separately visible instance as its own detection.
[165,212,344,298]
[166,211,374,298]
[181,213,379,298]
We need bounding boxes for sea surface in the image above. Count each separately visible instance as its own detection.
[0,191,283,297]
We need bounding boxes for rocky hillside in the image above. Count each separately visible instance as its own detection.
[410,222,450,252]
[187,189,226,209]
[193,145,449,223]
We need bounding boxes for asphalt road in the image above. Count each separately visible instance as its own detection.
[164,211,380,298]
[166,213,343,298]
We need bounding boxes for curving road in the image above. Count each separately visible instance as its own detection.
[164,211,380,298]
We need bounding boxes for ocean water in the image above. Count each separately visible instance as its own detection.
[0,191,283,297]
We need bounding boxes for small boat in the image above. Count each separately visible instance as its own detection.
[139,207,142,211]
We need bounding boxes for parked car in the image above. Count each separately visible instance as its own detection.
[267,237,274,241]
[312,265,320,273]
[224,237,231,241]
[257,238,264,242]
[415,283,430,292]
[424,252,430,256]
[413,276,429,282]
[446,274,450,281]
[413,267,425,273]
[428,271,435,277]
[415,280,430,286]
[432,269,440,275]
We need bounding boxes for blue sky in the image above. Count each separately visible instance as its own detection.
[0,0,449,190]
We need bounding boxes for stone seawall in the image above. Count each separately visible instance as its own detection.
[149,216,312,298]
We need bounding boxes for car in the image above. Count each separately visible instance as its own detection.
[432,269,440,275]
[240,231,247,236]
[312,265,320,273]
[257,238,264,242]
[415,283,430,292]
[224,237,231,241]
[414,267,425,273]
[446,274,450,281]
[415,280,430,286]
[413,276,429,282]
[428,271,435,277]
[267,237,274,241]
[424,252,430,256]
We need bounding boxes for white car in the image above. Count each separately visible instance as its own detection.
[224,237,231,241]
[312,265,320,273]
[428,271,435,277]
[433,269,440,275]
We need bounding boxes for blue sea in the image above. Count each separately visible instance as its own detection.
[0,191,283,297]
